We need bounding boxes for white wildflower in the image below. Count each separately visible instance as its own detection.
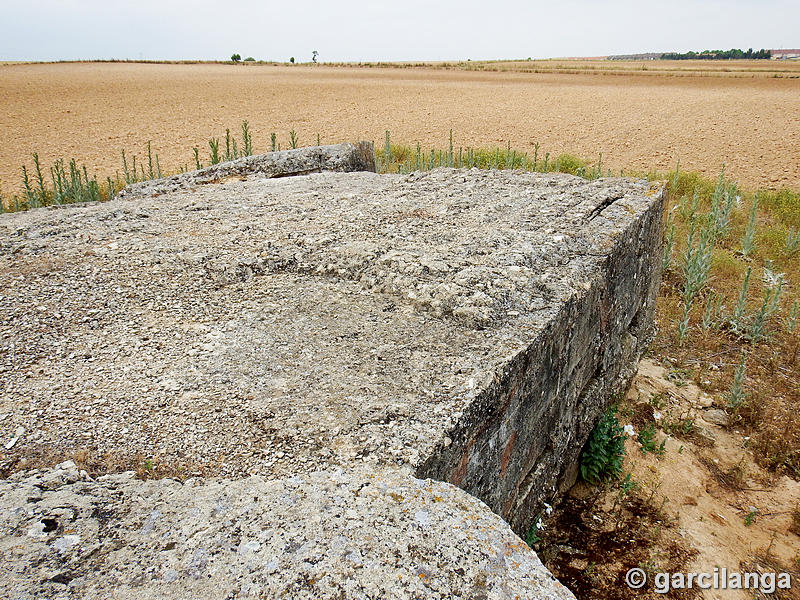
[623,424,636,437]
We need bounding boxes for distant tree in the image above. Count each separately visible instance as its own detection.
[289,56,295,64]
[661,47,771,61]
[231,53,241,63]
[312,50,318,63]
[244,56,256,62]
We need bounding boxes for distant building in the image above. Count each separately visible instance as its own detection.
[771,49,800,59]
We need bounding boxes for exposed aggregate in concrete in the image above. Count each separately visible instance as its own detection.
[0,461,574,599]
[0,162,663,598]
[1,168,659,481]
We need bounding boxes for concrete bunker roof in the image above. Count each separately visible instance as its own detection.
[1,167,658,479]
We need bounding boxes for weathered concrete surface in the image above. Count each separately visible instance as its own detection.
[0,461,573,600]
[0,160,663,597]
[117,141,376,199]
[416,174,664,532]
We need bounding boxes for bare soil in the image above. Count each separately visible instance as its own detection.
[541,360,800,600]
[1,62,800,193]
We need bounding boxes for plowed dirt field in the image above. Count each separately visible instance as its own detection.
[2,61,799,191]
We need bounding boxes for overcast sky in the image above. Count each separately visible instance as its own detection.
[1,0,797,62]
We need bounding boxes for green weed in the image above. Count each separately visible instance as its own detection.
[740,194,758,257]
[208,138,221,165]
[242,121,253,156]
[638,425,666,456]
[727,351,747,409]
[580,407,627,485]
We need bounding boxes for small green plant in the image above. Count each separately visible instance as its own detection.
[525,513,544,547]
[147,141,157,179]
[32,153,47,205]
[580,407,627,484]
[289,130,298,149]
[638,560,660,577]
[670,159,681,195]
[677,297,692,343]
[740,194,758,257]
[591,152,603,179]
[747,268,784,342]
[785,227,800,256]
[648,393,667,410]
[224,129,234,161]
[638,425,666,455]
[679,187,700,222]
[22,164,37,208]
[665,366,691,387]
[709,165,737,239]
[271,132,277,152]
[241,121,253,156]
[525,525,541,546]
[610,472,641,527]
[122,149,134,184]
[553,153,586,176]
[209,138,220,165]
[730,266,752,333]
[727,351,747,408]
[619,472,639,495]
[681,218,714,302]
[663,408,695,436]
[744,507,757,526]
[448,130,455,167]
[787,300,799,333]
[382,130,392,170]
[701,290,716,330]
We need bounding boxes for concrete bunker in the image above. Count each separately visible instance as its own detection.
[0,144,664,598]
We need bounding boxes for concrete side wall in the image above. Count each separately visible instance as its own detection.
[417,186,664,534]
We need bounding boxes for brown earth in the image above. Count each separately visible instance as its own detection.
[447,58,800,78]
[541,360,800,600]
[1,61,800,193]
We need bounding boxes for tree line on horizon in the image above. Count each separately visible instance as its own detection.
[661,48,771,60]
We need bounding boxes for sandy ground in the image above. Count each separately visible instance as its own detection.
[544,360,800,599]
[1,62,800,193]
[628,361,799,599]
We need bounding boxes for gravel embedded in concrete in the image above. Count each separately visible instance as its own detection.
[0,168,659,481]
[0,461,575,599]
[0,163,665,598]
